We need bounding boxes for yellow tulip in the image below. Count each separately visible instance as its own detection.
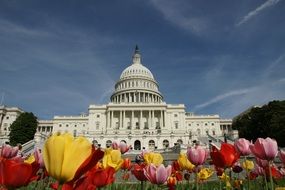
[143,152,163,166]
[219,172,231,188]
[177,153,195,171]
[24,155,35,164]
[242,160,254,171]
[197,168,214,181]
[43,133,93,183]
[102,148,123,171]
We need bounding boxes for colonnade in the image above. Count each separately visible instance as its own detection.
[106,110,166,130]
[111,92,162,103]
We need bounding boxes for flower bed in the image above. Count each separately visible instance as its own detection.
[1,133,285,190]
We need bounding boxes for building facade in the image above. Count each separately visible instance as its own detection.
[0,47,234,149]
[37,47,233,150]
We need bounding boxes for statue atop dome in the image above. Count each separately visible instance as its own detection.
[132,45,141,65]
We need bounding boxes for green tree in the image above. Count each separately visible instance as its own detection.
[9,112,38,146]
[232,100,285,147]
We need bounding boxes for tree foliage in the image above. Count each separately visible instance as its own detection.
[232,100,285,147]
[9,112,38,146]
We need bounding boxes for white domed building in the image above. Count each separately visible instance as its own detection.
[36,46,234,150]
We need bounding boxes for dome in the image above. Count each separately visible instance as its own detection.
[120,64,154,80]
[110,46,163,104]
[119,46,154,81]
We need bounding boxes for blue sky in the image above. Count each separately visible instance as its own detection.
[0,0,284,119]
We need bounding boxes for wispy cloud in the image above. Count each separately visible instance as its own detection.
[150,0,208,35]
[194,88,253,110]
[236,0,281,26]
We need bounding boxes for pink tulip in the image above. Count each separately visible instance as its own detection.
[112,141,130,154]
[253,165,265,176]
[1,145,18,158]
[34,148,44,168]
[234,138,252,156]
[279,150,285,165]
[186,145,208,166]
[250,137,278,161]
[255,157,269,168]
[144,163,172,185]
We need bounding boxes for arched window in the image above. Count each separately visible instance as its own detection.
[92,140,98,147]
[149,140,155,150]
[163,140,169,149]
[106,140,112,148]
[177,139,183,145]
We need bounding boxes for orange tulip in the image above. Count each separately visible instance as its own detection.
[121,158,132,170]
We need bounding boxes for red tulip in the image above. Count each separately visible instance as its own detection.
[121,158,132,170]
[234,138,252,156]
[187,145,208,166]
[0,158,38,188]
[75,167,115,189]
[210,143,240,168]
[131,163,148,181]
[250,138,278,161]
[171,160,181,171]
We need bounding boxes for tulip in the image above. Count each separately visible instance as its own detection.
[121,158,132,170]
[232,162,243,173]
[143,152,163,166]
[210,143,240,168]
[144,163,172,185]
[1,144,18,159]
[43,133,104,184]
[171,160,181,171]
[74,167,116,189]
[279,150,285,165]
[255,157,269,168]
[0,158,38,188]
[131,163,148,181]
[234,138,252,156]
[34,148,44,168]
[250,137,278,161]
[187,146,208,166]
[167,176,177,190]
[197,168,213,181]
[177,153,195,171]
[242,160,254,171]
[102,148,123,171]
[112,141,130,154]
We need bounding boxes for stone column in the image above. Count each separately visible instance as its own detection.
[140,110,143,129]
[106,111,110,131]
[160,110,163,128]
[122,110,123,128]
[120,111,122,129]
[151,110,155,127]
[163,110,166,127]
[131,110,134,130]
[148,111,151,129]
[110,111,113,129]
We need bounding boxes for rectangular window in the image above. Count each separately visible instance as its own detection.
[175,122,179,129]
[96,122,100,130]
